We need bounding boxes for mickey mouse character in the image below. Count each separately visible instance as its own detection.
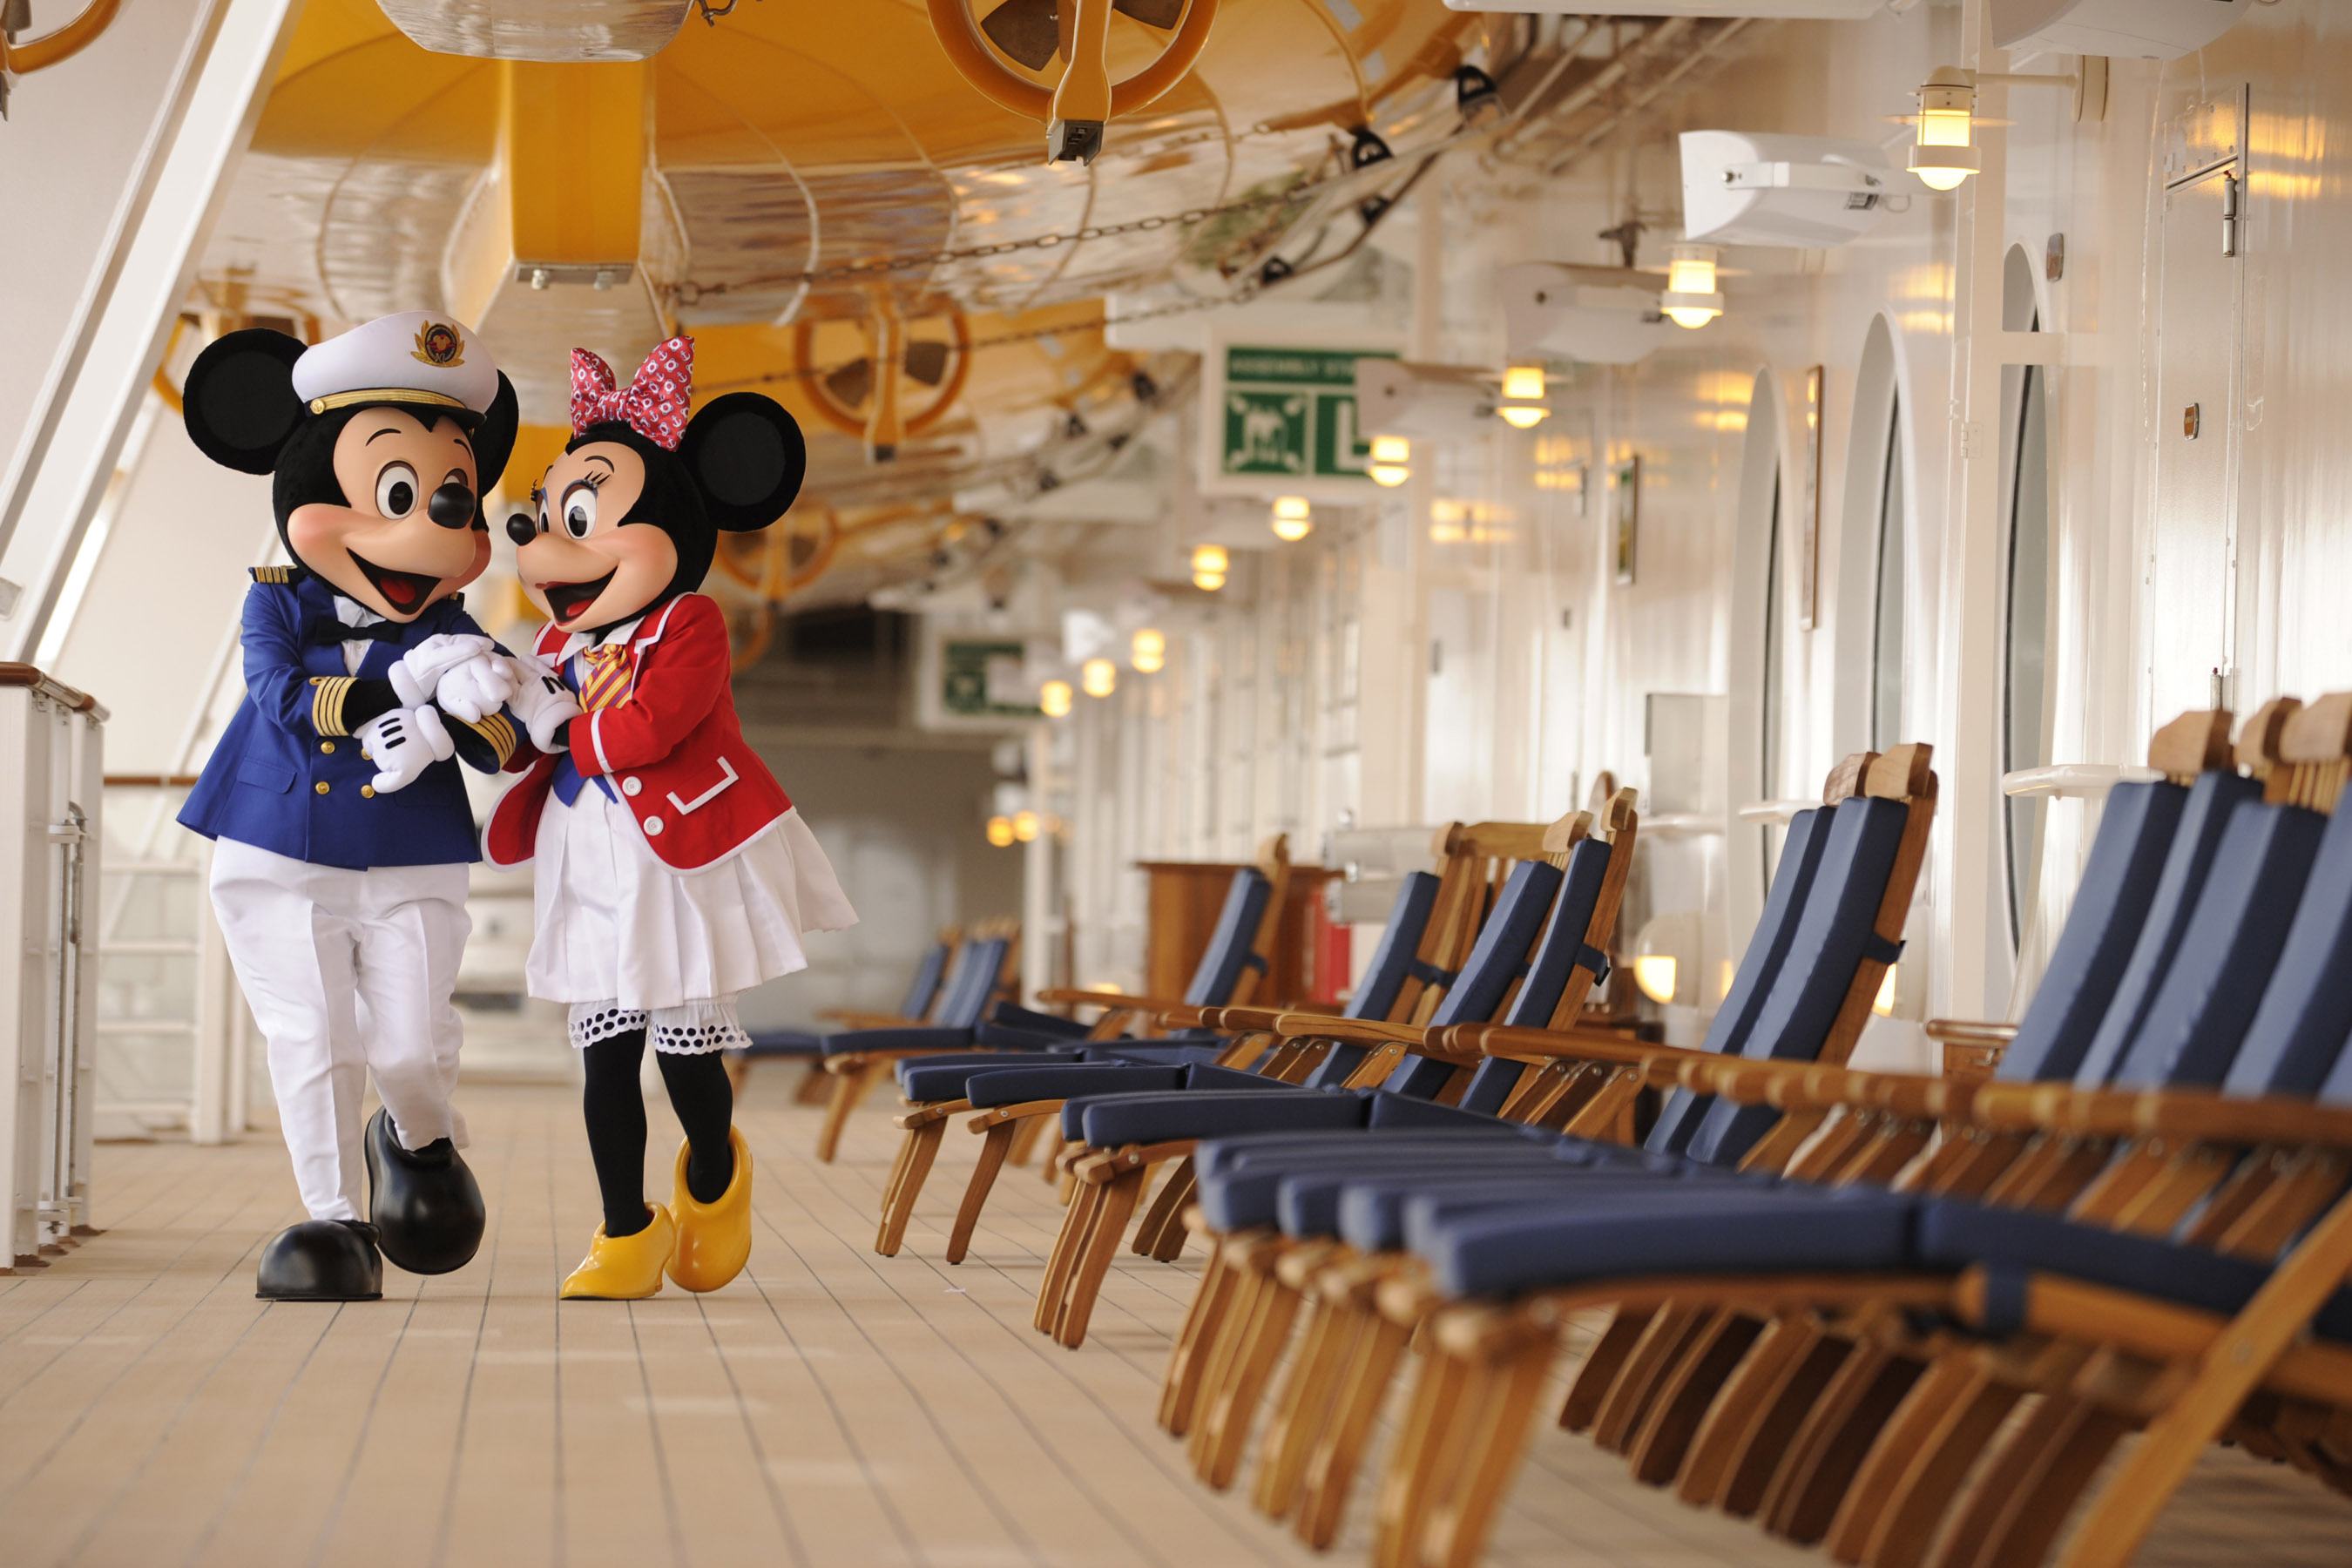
[177,312,524,1301]
[486,337,856,1300]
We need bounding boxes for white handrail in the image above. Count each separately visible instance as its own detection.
[2001,763,2163,800]
[1641,811,1727,836]
[1736,799,1820,825]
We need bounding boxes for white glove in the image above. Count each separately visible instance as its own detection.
[434,651,517,725]
[505,651,584,754]
[356,704,455,794]
[389,633,496,708]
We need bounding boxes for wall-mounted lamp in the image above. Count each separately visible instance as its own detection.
[1012,809,1041,842]
[1909,68,1982,190]
[1497,365,1550,429]
[1132,627,1166,673]
[1661,245,1725,329]
[1191,544,1228,591]
[1632,910,1707,1006]
[1270,496,1314,541]
[1369,435,1412,488]
[1081,657,1118,698]
[1873,964,1899,1017]
[1039,679,1073,717]
[1909,59,2108,191]
[986,814,1017,847]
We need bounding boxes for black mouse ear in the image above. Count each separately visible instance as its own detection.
[676,392,807,531]
[182,328,308,474]
[471,372,520,494]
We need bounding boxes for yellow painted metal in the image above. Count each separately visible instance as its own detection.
[502,61,648,266]
[3,0,122,74]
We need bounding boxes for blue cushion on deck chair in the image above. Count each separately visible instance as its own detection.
[1416,1185,1916,1301]
[1915,1199,2352,1344]
[896,1055,1101,1102]
[822,1024,977,1058]
[2220,796,2352,1098]
[2104,798,2324,1090]
[1680,794,1914,1169]
[2068,771,2264,1088]
[1185,868,1276,1006]
[1645,805,1834,1157]
[988,1002,1092,1040]
[736,1027,824,1057]
[1194,1139,1546,1233]
[1339,1151,1768,1253]
[968,1064,1190,1105]
[1051,858,1570,1144]
[1073,1086,1372,1144]
[1995,779,2187,1082]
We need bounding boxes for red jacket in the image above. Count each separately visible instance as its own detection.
[483,594,790,872]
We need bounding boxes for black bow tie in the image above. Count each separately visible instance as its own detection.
[306,616,409,647]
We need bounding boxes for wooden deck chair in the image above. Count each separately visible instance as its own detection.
[1370,706,2352,1568]
[882,816,1551,1265]
[808,928,1011,1162]
[1036,796,1636,1350]
[1489,710,2255,1538]
[726,928,959,1100]
[868,840,1296,1254]
[1167,750,1924,1542]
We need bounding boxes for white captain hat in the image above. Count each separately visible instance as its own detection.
[290,310,500,417]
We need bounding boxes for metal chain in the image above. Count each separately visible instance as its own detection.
[698,287,1256,395]
[667,184,1321,306]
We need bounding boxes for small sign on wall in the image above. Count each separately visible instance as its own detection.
[1610,455,1640,585]
[1799,365,1824,629]
[1200,335,1400,499]
[921,633,1043,729]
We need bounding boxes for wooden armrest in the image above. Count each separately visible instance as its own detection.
[1971,1080,2352,1147]
[823,1009,917,1031]
[1033,987,1197,1017]
[1924,1018,2018,1047]
[1265,1013,1425,1047]
[1441,1021,1671,1071]
[1198,1003,1328,1032]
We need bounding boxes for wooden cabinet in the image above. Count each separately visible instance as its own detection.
[1136,860,1338,1006]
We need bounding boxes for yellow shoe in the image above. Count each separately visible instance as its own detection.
[559,1206,675,1300]
[668,1128,753,1293]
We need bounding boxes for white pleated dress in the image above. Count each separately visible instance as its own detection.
[523,625,858,1054]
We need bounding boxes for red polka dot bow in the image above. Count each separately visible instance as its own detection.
[570,336,694,449]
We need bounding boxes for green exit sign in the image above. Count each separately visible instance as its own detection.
[1216,345,1395,484]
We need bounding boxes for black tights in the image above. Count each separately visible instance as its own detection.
[581,1031,736,1238]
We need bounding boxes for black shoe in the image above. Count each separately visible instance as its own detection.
[257,1219,383,1301]
[364,1107,486,1275]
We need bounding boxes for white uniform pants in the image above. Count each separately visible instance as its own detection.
[210,839,471,1221]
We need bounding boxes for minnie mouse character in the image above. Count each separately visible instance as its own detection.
[486,337,856,1300]
[176,312,524,1301]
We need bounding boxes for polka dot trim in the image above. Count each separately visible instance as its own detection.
[570,337,693,449]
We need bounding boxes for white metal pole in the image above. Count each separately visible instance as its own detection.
[0,0,301,658]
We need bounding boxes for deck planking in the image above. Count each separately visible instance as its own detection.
[0,1077,2344,1567]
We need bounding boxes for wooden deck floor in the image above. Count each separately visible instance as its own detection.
[4,1078,2349,1568]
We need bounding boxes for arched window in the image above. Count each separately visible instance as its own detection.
[1872,398,1906,750]
[2001,245,2053,949]
[1727,370,1789,949]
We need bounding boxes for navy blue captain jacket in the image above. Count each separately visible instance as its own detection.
[179,567,521,870]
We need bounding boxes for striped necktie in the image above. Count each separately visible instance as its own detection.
[576,642,634,713]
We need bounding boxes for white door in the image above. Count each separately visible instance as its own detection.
[2147,87,2247,727]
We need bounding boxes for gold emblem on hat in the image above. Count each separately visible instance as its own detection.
[411,322,466,368]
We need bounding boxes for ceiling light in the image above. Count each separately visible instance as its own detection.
[1081,657,1117,698]
[986,815,1016,848]
[1632,955,1679,1005]
[1012,809,1041,842]
[1501,365,1546,402]
[1661,244,1725,329]
[1874,964,1899,1017]
[1192,544,1228,591]
[1497,405,1549,429]
[1270,496,1314,542]
[1909,67,1981,190]
[1131,627,1166,673]
[1369,434,1411,488]
[1039,679,1072,717]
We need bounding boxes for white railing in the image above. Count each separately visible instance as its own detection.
[0,666,105,1268]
